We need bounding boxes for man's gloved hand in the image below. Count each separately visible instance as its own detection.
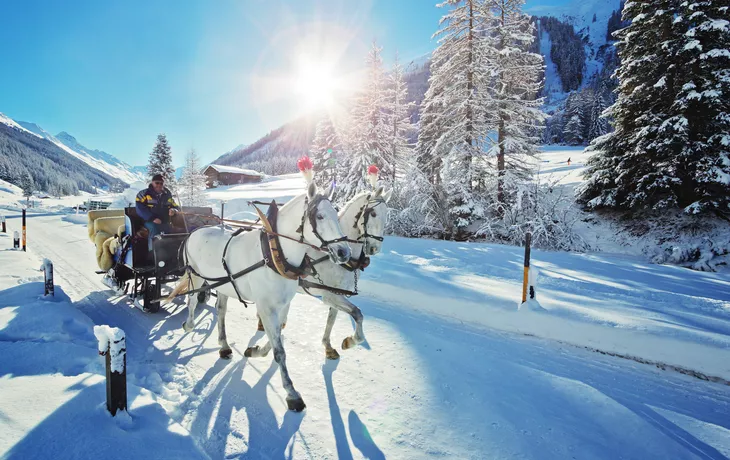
[169,209,177,217]
[153,218,162,225]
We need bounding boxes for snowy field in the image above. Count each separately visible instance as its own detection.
[1,148,730,459]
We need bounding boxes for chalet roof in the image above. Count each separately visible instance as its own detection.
[204,164,263,177]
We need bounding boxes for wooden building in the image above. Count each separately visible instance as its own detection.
[203,165,264,188]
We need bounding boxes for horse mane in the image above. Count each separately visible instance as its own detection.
[338,191,371,219]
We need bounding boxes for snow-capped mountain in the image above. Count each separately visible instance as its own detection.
[13,119,144,185]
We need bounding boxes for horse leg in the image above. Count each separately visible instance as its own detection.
[258,304,305,412]
[324,293,365,350]
[322,307,340,360]
[244,340,272,358]
[216,294,233,359]
[256,300,289,332]
[182,275,204,332]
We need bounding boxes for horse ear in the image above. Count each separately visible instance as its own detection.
[374,186,384,198]
[325,182,335,201]
[307,181,317,200]
[382,188,393,203]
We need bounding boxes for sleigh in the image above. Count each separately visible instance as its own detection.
[91,206,219,312]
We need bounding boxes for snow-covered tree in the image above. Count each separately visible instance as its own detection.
[668,0,730,213]
[20,173,34,199]
[179,149,208,207]
[486,0,545,209]
[147,134,176,192]
[579,0,683,210]
[384,52,415,182]
[579,0,730,214]
[340,41,391,202]
[310,116,344,190]
[586,90,610,141]
[418,0,495,237]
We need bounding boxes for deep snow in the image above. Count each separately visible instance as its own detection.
[1,155,730,458]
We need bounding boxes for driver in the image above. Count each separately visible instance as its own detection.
[135,174,179,250]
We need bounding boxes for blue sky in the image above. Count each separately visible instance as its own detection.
[0,0,570,166]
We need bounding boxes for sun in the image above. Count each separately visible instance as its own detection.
[294,61,341,111]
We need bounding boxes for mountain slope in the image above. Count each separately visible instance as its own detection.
[0,116,120,195]
[15,121,143,184]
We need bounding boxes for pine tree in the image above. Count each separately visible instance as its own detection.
[579,0,684,210]
[419,0,494,237]
[21,173,34,199]
[147,134,176,192]
[384,52,415,182]
[179,149,208,207]
[310,115,343,190]
[486,0,545,209]
[587,90,610,141]
[667,0,730,213]
[340,41,391,202]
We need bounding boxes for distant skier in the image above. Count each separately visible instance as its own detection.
[135,174,179,250]
[567,157,572,166]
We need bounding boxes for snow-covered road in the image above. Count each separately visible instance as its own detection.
[4,210,730,459]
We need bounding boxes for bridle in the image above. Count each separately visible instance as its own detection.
[353,195,386,249]
[299,194,349,250]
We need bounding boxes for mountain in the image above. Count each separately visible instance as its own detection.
[211,115,319,176]
[0,113,121,195]
[14,120,144,184]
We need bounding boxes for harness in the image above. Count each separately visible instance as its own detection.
[174,196,340,305]
[298,195,386,297]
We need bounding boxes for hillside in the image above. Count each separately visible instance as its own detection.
[0,118,121,195]
[15,121,143,185]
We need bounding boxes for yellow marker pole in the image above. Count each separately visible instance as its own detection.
[521,233,531,303]
[22,208,26,252]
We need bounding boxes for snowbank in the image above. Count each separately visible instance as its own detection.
[0,232,206,459]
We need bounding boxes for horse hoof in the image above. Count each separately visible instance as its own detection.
[281,322,286,329]
[182,321,192,333]
[326,348,340,360]
[219,348,232,359]
[257,318,265,332]
[287,398,306,412]
[244,346,256,358]
[342,337,356,350]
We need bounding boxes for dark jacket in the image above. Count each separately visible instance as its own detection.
[135,185,179,223]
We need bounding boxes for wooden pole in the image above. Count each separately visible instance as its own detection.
[521,233,531,303]
[22,208,26,252]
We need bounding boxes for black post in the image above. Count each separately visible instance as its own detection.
[22,208,26,252]
[1,215,5,233]
[102,332,127,416]
[41,259,54,296]
[521,232,532,304]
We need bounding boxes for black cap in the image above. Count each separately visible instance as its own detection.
[151,174,164,182]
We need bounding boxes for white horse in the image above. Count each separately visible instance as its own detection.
[174,181,350,411]
[249,186,391,360]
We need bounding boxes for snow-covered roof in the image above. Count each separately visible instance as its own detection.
[205,164,263,177]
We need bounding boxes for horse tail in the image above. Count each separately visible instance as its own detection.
[165,271,191,304]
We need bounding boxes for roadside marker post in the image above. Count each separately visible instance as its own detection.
[521,233,532,304]
[22,208,26,251]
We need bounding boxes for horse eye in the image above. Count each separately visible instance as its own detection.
[317,214,324,220]
[371,211,377,218]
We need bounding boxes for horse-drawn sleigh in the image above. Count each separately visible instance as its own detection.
[88,159,391,411]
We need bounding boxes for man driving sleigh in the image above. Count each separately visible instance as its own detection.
[135,174,179,250]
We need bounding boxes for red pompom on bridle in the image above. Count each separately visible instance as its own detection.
[368,164,379,175]
[367,164,379,188]
[298,156,314,184]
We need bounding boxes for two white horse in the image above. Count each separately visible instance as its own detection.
[175,180,350,411]
[250,187,391,360]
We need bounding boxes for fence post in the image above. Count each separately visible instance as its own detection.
[521,233,532,304]
[93,326,127,416]
[1,215,5,233]
[13,231,19,249]
[41,259,54,296]
[22,208,26,252]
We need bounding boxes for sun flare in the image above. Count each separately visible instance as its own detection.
[294,61,342,111]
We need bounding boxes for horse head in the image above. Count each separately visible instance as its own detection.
[353,186,392,256]
[303,181,351,264]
